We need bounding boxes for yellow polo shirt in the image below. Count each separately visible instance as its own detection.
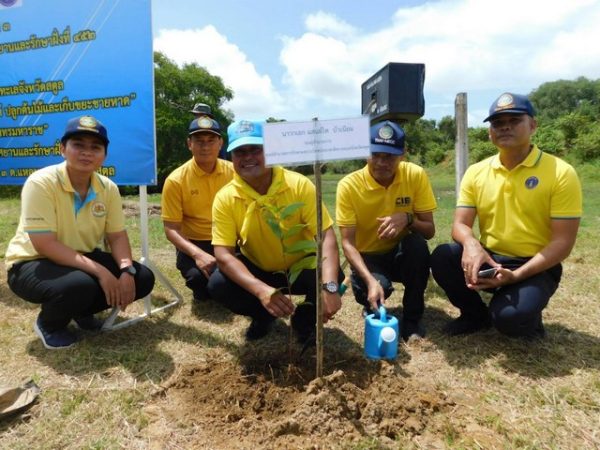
[336,162,437,254]
[212,166,333,272]
[5,162,124,269]
[458,145,582,257]
[161,158,234,241]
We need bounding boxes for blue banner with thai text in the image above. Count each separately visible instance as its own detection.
[0,0,156,185]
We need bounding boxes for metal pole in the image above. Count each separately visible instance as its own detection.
[455,92,469,196]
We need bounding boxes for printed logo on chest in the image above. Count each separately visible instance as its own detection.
[395,196,411,206]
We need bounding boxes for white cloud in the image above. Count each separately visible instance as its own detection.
[153,26,284,119]
[154,0,600,123]
[304,11,357,38]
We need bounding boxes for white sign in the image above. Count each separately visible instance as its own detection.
[263,116,370,166]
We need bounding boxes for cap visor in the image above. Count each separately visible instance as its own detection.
[189,129,221,137]
[483,110,528,122]
[370,143,404,155]
[227,136,264,152]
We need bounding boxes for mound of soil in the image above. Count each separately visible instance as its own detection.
[144,351,454,449]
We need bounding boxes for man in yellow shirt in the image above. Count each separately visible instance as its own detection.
[336,121,437,340]
[161,116,234,302]
[207,120,342,342]
[431,93,582,338]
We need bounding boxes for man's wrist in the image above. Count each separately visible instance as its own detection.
[406,212,414,228]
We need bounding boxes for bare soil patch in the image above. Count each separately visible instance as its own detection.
[144,351,455,449]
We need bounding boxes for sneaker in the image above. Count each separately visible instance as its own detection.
[401,320,426,341]
[245,318,273,341]
[34,317,77,350]
[73,315,104,331]
[443,314,491,336]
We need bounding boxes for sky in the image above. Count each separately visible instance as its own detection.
[151,0,600,126]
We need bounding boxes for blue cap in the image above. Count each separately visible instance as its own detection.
[370,121,405,155]
[61,115,109,147]
[483,93,535,122]
[226,120,264,152]
[188,116,221,136]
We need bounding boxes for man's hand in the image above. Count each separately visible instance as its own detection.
[376,212,409,240]
[258,287,295,318]
[366,278,385,311]
[322,292,342,323]
[97,268,122,308]
[194,252,217,279]
[460,238,499,286]
[117,272,136,310]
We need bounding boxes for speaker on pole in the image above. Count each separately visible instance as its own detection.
[361,62,425,123]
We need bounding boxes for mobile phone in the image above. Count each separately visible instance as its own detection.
[477,268,497,279]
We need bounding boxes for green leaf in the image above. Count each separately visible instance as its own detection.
[288,255,317,286]
[283,223,307,239]
[265,216,282,238]
[284,239,317,254]
[280,202,304,220]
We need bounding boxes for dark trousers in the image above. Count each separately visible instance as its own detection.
[430,242,562,337]
[175,240,214,300]
[7,249,155,332]
[351,232,430,324]
[207,254,343,333]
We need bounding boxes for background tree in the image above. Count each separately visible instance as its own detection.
[153,51,234,191]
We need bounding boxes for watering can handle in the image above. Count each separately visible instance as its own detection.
[378,305,387,322]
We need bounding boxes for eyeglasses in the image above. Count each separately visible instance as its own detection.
[232,146,263,157]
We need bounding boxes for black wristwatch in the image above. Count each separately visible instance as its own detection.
[406,212,414,227]
[322,281,339,294]
[120,265,137,276]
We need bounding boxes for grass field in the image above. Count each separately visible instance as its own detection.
[0,163,599,449]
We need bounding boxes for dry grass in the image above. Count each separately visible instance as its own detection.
[0,165,599,449]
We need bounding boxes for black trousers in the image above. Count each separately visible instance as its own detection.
[351,232,430,324]
[207,254,343,333]
[430,242,561,337]
[175,240,214,300]
[7,249,155,332]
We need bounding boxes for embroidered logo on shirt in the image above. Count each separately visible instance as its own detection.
[395,196,411,206]
[91,201,107,217]
[524,176,539,189]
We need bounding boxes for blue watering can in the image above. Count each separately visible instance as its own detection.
[364,305,399,360]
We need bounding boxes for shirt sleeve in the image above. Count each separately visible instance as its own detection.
[211,190,238,247]
[551,164,582,218]
[335,177,356,227]
[457,166,477,208]
[21,176,57,233]
[412,168,438,213]
[161,176,183,222]
[104,181,125,233]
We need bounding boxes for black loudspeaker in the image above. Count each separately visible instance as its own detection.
[361,62,425,123]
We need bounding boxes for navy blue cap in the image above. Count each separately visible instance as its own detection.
[370,121,405,155]
[226,120,264,152]
[188,116,221,137]
[61,116,109,147]
[483,93,535,122]
[190,102,214,118]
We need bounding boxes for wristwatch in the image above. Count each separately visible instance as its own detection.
[120,265,137,276]
[322,281,339,294]
[406,212,414,227]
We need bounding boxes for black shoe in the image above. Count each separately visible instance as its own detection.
[73,315,104,331]
[245,318,273,341]
[443,314,491,336]
[401,320,426,341]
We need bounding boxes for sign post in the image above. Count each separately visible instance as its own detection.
[264,116,370,377]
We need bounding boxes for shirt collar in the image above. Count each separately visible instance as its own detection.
[362,164,401,191]
[490,145,542,170]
